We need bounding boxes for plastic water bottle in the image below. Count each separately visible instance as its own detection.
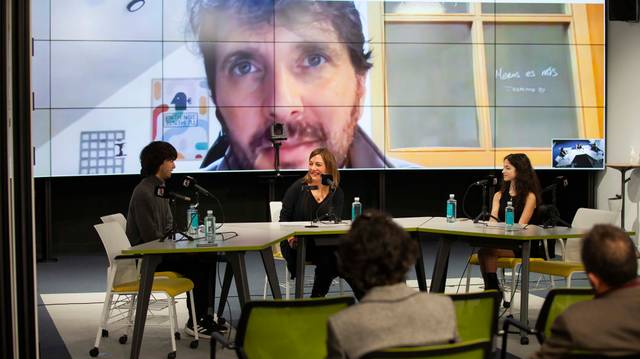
[505,200,515,231]
[204,210,216,242]
[351,197,362,222]
[187,204,199,236]
[446,194,457,223]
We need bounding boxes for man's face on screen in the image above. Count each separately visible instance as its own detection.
[203,11,365,170]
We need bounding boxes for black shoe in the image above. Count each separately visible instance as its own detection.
[201,317,229,333]
[184,322,213,340]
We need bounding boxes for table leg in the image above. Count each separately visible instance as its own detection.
[226,252,250,308]
[130,254,161,359]
[216,262,233,322]
[430,237,451,293]
[259,248,282,299]
[295,236,307,299]
[520,241,531,344]
[414,235,428,292]
[621,169,628,229]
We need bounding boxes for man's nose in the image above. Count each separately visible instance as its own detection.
[265,67,303,122]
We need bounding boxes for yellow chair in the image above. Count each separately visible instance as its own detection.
[528,208,618,288]
[89,222,199,359]
[100,213,182,280]
[464,254,545,296]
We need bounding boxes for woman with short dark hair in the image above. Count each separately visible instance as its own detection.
[326,210,457,359]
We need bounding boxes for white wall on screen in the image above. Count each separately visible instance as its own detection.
[597,21,640,244]
[50,0,162,41]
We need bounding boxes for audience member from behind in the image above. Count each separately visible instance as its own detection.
[532,224,640,358]
[327,210,457,359]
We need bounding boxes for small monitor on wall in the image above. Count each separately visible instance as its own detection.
[552,139,605,169]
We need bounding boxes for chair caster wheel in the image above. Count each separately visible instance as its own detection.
[167,351,176,359]
[190,340,199,349]
[119,335,128,344]
[89,347,99,357]
[101,329,109,338]
[174,332,181,340]
[520,336,529,345]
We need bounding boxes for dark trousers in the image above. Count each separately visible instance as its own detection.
[280,240,364,299]
[156,254,213,324]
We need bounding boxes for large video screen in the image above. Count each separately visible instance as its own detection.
[31,0,605,176]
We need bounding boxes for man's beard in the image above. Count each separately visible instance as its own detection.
[227,105,359,170]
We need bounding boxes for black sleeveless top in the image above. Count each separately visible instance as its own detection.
[496,187,539,225]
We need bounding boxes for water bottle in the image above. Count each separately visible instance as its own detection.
[505,200,515,231]
[187,204,199,236]
[351,197,362,222]
[204,210,216,242]
[446,194,457,223]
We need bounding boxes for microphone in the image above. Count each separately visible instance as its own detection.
[302,185,318,191]
[155,185,192,202]
[472,175,498,187]
[181,176,214,198]
[321,174,335,189]
[555,176,569,188]
[542,176,569,193]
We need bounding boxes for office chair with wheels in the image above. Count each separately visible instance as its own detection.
[212,297,355,359]
[448,291,500,342]
[500,288,594,359]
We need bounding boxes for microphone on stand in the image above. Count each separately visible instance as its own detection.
[469,175,498,222]
[320,174,340,223]
[155,185,193,202]
[542,176,568,194]
[181,176,214,198]
[321,174,335,189]
[472,175,498,187]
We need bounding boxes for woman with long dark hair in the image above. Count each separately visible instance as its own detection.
[478,153,543,297]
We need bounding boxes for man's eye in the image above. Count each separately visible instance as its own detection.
[230,61,257,76]
[303,54,327,68]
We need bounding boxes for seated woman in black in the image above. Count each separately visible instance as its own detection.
[279,147,357,298]
[478,153,546,300]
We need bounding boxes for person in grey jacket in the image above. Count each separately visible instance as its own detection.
[326,210,458,359]
[126,141,224,338]
[531,224,640,359]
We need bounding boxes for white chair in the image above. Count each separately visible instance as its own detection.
[100,213,181,280]
[262,201,343,299]
[89,222,199,358]
[528,208,619,288]
[100,213,127,231]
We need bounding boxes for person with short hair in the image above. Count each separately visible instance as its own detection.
[188,0,415,170]
[532,224,640,358]
[126,141,224,339]
[326,210,457,359]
